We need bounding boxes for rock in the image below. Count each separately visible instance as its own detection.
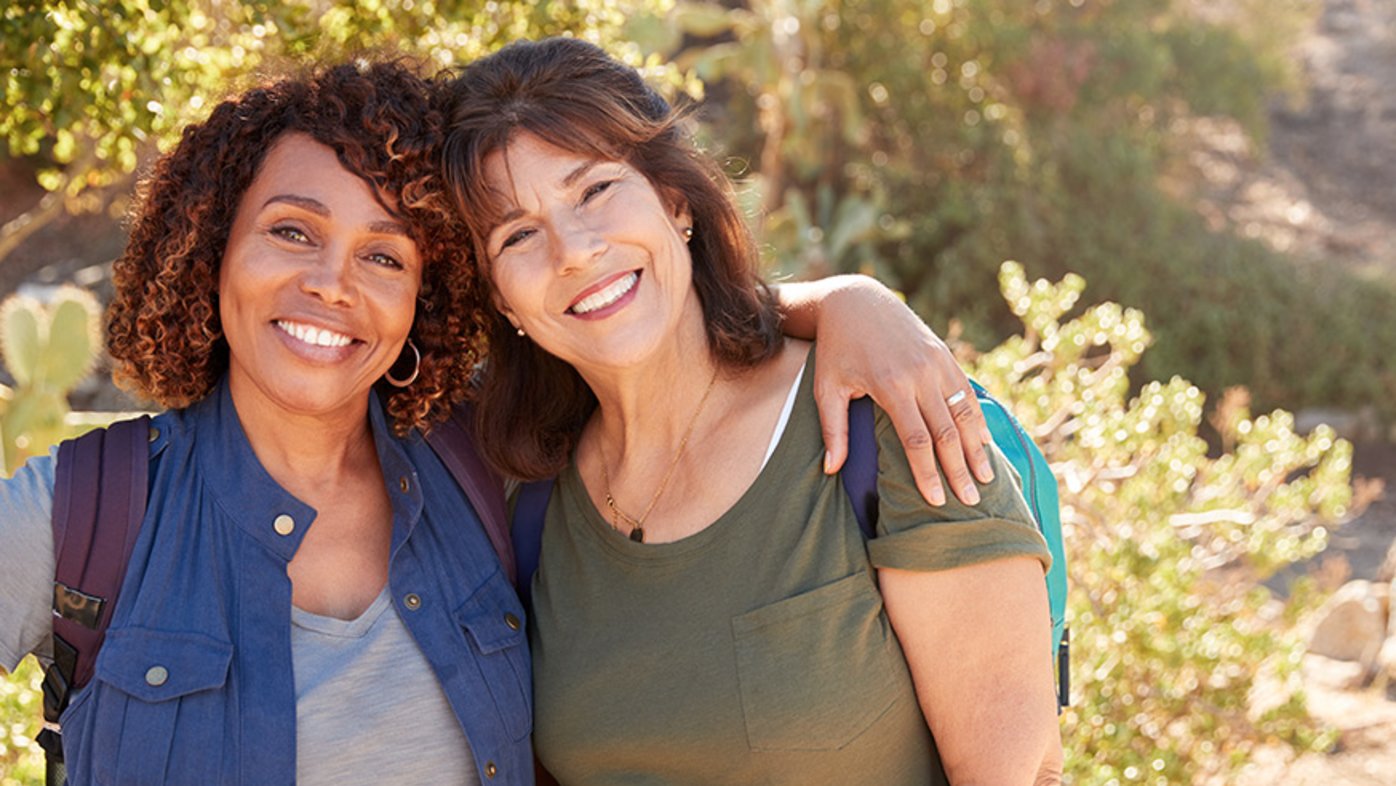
[1378,637,1396,685]
[1307,580,1388,674]
[1303,652,1370,691]
[1392,576,1396,638]
[1292,406,1382,442]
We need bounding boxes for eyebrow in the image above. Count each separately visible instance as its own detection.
[561,159,602,188]
[264,194,329,216]
[262,194,410,237]
[492,159,607,229]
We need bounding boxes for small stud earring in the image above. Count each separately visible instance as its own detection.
[682,226,694,241]
[517,327,526,337]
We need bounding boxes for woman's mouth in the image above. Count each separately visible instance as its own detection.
[274,319,356,348]
[568,271,639,316]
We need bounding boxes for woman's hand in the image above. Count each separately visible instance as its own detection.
[774,275,993,506]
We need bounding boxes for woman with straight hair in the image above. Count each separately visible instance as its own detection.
[441,37,1063,786]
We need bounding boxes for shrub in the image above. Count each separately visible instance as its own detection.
[0,659,42,786]
[970,262,1347,783]
[680,0,1396,423]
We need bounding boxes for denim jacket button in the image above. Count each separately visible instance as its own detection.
[504,613,521,631]
[404,593,422,611]
[484,761,497,779]
[273,514,295,536]
[145,665,169,687]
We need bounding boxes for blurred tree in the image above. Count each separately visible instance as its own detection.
[668,0,1396,423]
[0,0,686,267]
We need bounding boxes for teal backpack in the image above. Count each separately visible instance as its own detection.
[511,381,1070,707]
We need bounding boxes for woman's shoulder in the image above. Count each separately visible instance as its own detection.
[1,446,58,515]
[743,338,813,403]
[0,447,58,671]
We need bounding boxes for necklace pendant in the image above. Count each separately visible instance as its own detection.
[629,526,645,543]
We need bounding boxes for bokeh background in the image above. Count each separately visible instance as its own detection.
[2,1,1394,783]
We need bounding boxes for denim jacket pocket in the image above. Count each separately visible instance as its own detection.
[455,572,533,741]
[73,627,233,784]
[731,571,900,752]
[95,627,232,701]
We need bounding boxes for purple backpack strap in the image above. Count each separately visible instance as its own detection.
[41,416,151,774]
[511,479,555,608]
[842,397,879,539]
[425,405,515,585]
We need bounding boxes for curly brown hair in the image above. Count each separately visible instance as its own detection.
[107,59,487,435]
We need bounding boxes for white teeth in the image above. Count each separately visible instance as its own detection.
[276,320,353,348]
[571,273,638,315]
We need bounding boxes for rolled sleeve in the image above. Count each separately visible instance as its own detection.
[865,408,1051,574]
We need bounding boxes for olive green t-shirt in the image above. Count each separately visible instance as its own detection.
[528,353,1050,786]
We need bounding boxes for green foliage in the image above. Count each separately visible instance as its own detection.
[0,287,103,473]
[0,0,689,265]
[0,659,42,786]
[972,263,1346,783]
[670,0,1396,421]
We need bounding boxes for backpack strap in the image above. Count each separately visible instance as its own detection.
[424,406,515,585]
[841,396,879,540]
[511,479,555,609]
[40,415,152,779]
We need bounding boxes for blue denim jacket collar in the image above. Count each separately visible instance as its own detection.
[189,380,425,563]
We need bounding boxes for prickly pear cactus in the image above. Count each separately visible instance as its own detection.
[0,286,102,473]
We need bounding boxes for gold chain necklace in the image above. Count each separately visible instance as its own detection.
[599,368,720,543]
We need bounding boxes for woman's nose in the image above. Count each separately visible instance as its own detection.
[554,218,607,274]
[301,248,357,305]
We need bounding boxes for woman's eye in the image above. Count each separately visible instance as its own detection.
[581,179,615,204]
[366,252,404,270]
[498,228,535,252]
[271,225,310,243]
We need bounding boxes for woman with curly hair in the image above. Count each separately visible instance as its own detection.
[0,60,527,785]
[0,56,993,786]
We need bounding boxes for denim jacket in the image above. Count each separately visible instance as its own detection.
[57,381,533,785]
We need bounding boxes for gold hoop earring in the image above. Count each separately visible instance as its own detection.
[385,338,421,387]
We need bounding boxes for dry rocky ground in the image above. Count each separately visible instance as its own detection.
[1197,0,1396,781]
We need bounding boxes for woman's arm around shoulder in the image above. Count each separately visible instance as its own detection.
[0,450,58,673]
[773,274,995,508]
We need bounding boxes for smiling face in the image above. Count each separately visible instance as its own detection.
[218,133,423,420]
[483,132,696,377]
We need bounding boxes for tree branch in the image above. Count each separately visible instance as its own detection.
[0,189,66,267]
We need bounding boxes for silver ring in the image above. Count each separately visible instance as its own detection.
[945,389,968,407]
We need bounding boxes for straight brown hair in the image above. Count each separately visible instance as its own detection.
[439,37,783,479]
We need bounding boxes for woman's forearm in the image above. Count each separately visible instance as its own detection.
[880,559,1062,784]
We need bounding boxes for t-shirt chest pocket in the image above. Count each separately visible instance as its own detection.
[730,571,901,752]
